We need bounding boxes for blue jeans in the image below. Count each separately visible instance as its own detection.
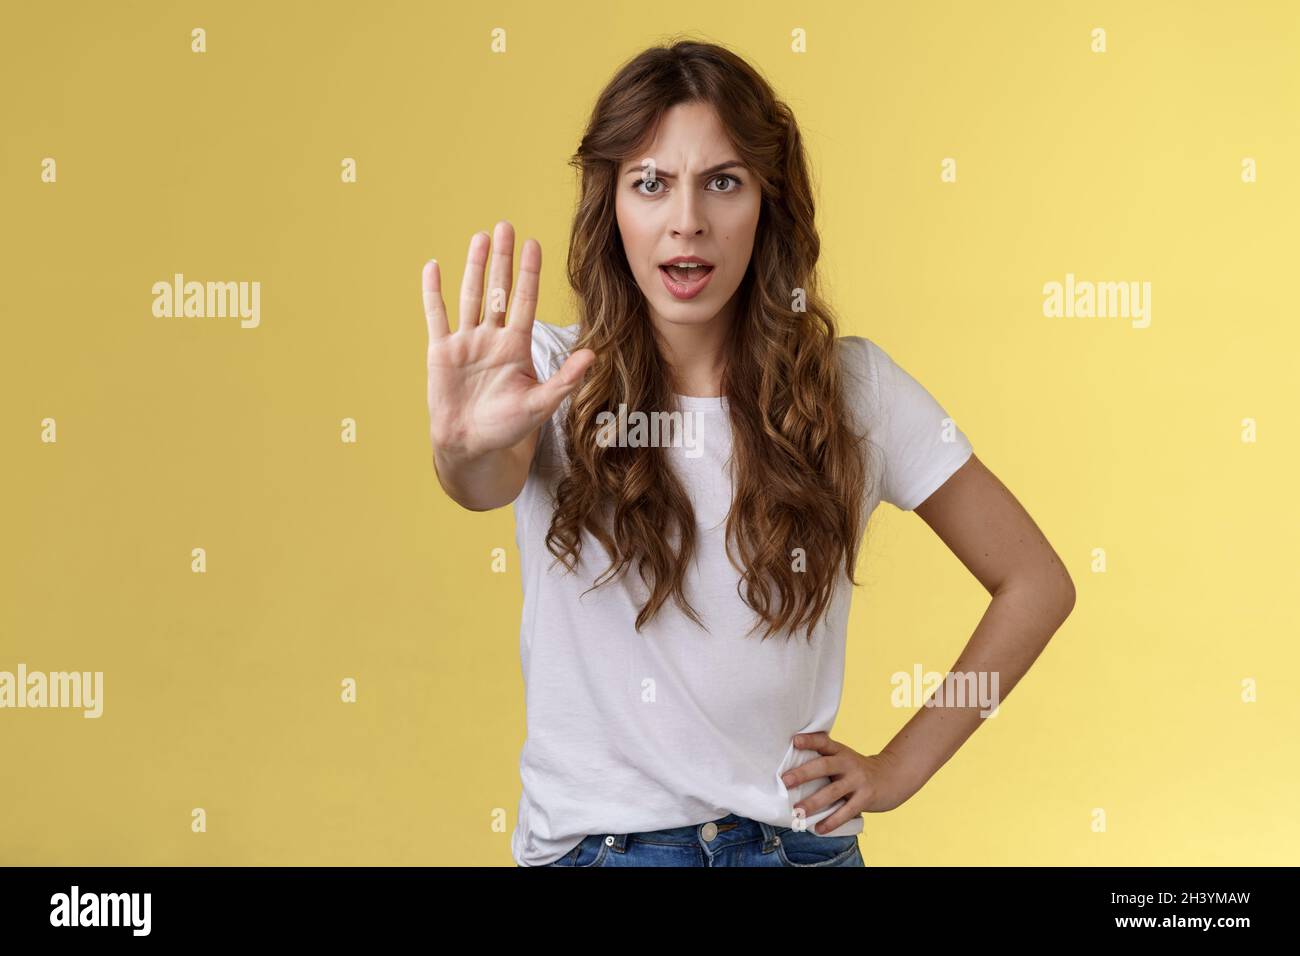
[535,812,864,867]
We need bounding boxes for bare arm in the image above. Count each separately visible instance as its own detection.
[423,221,594,511]
[781,449,1080,832]
[431,433,539,513]
[880,451,1076,799]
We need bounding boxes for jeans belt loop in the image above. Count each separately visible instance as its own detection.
[759,820,779,853]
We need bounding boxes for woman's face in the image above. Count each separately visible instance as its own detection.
[615,101,761,331]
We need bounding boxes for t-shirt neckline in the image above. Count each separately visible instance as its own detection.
[673,393,728,410]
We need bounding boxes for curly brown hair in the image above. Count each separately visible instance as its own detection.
[545,38,871,642]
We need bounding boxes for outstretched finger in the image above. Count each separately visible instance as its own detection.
[459,231,490,331]
[423,259,449,341]
[808,796,864,835]
[794,732,842,755]
[506,238,542,333]
[781,754,835,791]
[484,220,515,327]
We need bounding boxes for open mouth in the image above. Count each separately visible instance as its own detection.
[658,262,715,300]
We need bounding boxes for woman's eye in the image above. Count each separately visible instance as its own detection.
[632,174,742,196]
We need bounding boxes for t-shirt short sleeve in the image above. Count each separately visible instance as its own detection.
[845,336,974,512]
[529,320,576,385]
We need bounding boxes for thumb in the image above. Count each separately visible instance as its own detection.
[531,348,595,418]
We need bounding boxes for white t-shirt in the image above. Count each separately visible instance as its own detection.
[510,320,974,866]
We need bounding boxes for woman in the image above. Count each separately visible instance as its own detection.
[422,40,1075,867]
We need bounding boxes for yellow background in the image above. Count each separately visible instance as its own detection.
[2,0,1296,865]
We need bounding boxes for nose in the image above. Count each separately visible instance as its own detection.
[669,186,706,238]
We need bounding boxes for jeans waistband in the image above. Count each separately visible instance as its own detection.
[603,813,782,854]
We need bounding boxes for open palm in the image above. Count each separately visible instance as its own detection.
[424,223,594,459]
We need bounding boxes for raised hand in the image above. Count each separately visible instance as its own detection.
[423,222,594,509]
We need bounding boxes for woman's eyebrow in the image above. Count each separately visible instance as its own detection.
[624,160,746,178]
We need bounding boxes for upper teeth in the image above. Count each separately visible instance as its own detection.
[670,262,706,268]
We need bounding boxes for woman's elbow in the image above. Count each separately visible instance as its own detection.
[1059,577,1077,621]
[1049,570,1077,626]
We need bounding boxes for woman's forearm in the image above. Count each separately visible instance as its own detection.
[880,575,1075,802]
[433,437,534,512]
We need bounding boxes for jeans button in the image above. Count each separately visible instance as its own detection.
[604,835,615,846]
[701,822,718,842]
